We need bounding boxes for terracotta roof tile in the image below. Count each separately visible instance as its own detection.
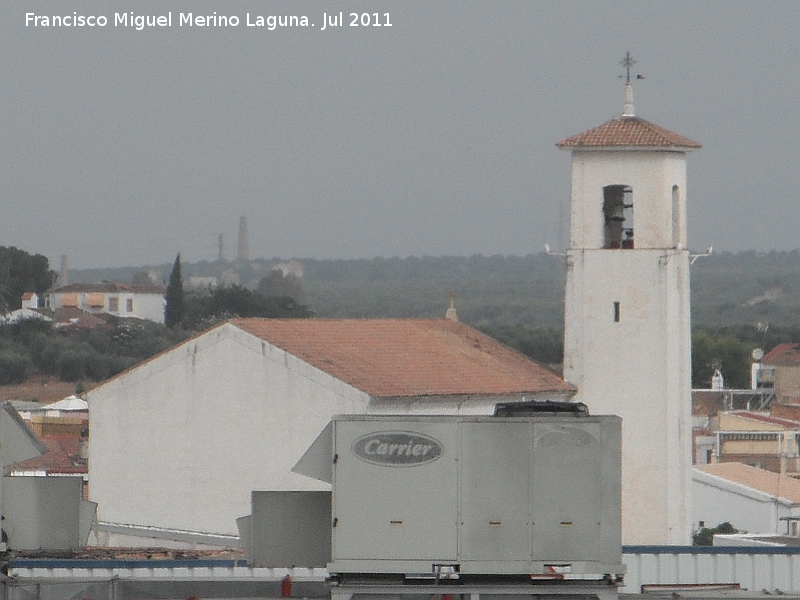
[763,343,800,365]
[49,307,108,328]
[11,434,86,475]
[557,116,701,149]
[695,462,800,504]
[53,283,165,294]
[231,318,574,398]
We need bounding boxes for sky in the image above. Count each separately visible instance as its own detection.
[3,1,799,269]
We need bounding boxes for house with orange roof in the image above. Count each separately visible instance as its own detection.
[87,317,575,547]
[713,410,800,475]
[758,343,800,405]
[47,283,166,324]
[20,292,39,309]
[694,462,800,536]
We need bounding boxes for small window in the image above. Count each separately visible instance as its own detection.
[87,293,104,308]
[613,302,621,322]
[126,298,134,312]
[61,293,78,307]
[108,297,119,312]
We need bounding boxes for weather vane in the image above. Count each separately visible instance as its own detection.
[619,51,644,83]
[619,52,644,117]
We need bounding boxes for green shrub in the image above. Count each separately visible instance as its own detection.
[0,352,32,384]
[693,522,738,546]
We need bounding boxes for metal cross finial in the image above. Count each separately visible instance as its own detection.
[620,51,636,84]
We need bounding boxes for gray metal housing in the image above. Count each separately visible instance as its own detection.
[294,413,624,577]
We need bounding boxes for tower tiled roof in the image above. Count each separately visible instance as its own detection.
[557,116,701,149]
[231,318,574,398]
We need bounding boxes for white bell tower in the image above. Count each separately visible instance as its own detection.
[558,54,701,545]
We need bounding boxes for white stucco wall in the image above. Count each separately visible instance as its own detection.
[369,392,575,415]
[692,469,799,535]
[563,148,693,546]
[50,291,166,323]
[119,292,165,323]
[88,323,371,537]
[568,150,689,251]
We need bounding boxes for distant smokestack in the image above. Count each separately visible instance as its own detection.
[59,254,69,287]
[218,233,225,262]
[237,216,250,262]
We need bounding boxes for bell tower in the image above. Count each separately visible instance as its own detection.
[557,54,701,545]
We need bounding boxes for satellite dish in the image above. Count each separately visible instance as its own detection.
[752,348,764,361]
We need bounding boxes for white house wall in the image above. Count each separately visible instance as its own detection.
[692,469,797,535]
[88,323,371,537]
[50,291,166,324]
[368,392,575,415]
[121,293,165,323]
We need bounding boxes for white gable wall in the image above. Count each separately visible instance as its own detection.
[88,323,370,537]
[692,469,800,535]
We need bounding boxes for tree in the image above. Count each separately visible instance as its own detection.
[182,285,312,330]
[0,246,56,312]
[132,271,153,285]
[164,254,185,328]
[693,521,738,546]
[691,329,753,388]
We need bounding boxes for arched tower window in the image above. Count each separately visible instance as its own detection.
[603,185,634,249]
[672,185,682,248]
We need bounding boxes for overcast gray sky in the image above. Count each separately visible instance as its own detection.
[3,1,798,268]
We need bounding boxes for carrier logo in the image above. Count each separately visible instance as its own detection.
[353,431,443,466]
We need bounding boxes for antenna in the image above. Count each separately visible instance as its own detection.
[690,245,713,265]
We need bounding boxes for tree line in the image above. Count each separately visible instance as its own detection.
[5,247,800,388]
[0,250,311,386]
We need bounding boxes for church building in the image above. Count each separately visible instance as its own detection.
[557,56,701,545]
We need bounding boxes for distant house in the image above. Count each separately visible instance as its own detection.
[14,395,88,421]
[20,292,39,309]
[713,410,800,475]
[88,318,575,547]
[694,462,800,536]
[47,283,166,324]
[11,434,87,479]
[758,343,800,404]
[9,397,89,499]
[0,402,94,550]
